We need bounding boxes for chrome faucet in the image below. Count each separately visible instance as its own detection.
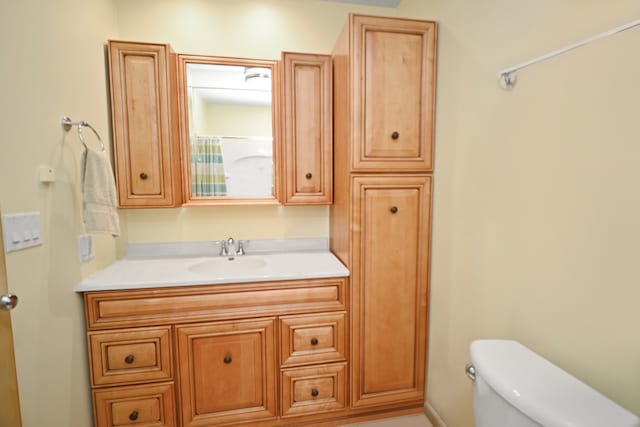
[219,238,246,257]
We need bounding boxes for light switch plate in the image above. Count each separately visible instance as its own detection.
[1,212,43,253]
[77,234,94,263]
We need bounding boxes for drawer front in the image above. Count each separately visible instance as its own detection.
[85,278,347,330]
[93,382,175,427]
[89,327,172,386]
[281,363,347,417]
[280,312,347,366]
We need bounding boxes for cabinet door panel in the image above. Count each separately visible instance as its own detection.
[175,318,276,426]
[282,52,333,204]
[108,41,181,207]
[351,175,431,408]
[352,15,436,171]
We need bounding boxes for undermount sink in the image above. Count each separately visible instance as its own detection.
[188,256,269,275]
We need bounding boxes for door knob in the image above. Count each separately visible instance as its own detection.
[0,294,18,311]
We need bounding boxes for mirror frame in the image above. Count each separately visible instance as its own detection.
[177,54,282,205]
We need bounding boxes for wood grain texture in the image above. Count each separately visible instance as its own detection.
[330,14,437,413]
[93,382,176,427]
[282,52,333,205]
[281,363,348,418]
[280,311,347,367]
[108,41,181,207]
[0,209,22,426]
[351,15,437,172]
[175,318,277,426]
[88,326,173,387]
[350,175,432,408]
[84,278,347,330]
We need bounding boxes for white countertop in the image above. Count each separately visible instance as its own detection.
[74,239,349,292]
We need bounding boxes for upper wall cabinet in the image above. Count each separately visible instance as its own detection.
[177,55,282,205]
[337,15,437,172]
[107,41,334,207]
[107,40,183,208]
[281,52,333,205]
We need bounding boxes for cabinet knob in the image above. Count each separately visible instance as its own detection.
[129,411,139,421]
[305,172,313,179]
[310,337,319,346]
[139,172,148,180]
[224,355,232,364]
[391,131,400,140]
[124,354,135,364]
[390,206,398,214]
[311,388,319,397]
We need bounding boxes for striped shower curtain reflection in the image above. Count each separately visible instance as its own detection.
[191,135,227,197]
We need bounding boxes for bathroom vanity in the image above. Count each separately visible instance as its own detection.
[76,242,352,427]
[93,11,437,427]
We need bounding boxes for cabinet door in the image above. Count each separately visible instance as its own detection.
[351,175,432,408]
[108,41,182,207]
[282,52,333,205]
[352,15,436,172]
[175,318,276,426]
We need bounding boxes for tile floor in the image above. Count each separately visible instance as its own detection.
[344,414,434,427]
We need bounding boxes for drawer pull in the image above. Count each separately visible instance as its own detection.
[390,206,398,214]
[305,172,313,179]
[311,388,319,397]
[224,355,232,364]
[139,172,148,180]
[124,354,135,364]
[310,337,319,346]
[129,410,139,421]
[391,131,400,140]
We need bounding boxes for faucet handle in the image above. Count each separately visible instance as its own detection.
[219,240,228,256]
[236,240,246,256]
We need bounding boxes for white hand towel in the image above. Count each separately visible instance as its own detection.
[81,147,120,236]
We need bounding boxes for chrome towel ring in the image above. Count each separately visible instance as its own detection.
[61,116,105,152]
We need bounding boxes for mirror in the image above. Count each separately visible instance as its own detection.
[178,54,280,205]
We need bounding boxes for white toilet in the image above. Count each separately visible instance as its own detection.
[468,339,640,427]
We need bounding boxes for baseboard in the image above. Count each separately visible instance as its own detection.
[425,401,447,427]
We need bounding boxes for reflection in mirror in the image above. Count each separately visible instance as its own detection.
[178,55,279,204]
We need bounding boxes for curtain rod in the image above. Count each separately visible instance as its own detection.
[498,17,640,90]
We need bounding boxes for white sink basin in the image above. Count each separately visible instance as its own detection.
[188,256,268,274]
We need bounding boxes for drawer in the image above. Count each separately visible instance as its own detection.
[84,278,347,330]
[89,326,172,386]
[280,312,346,366]
[281,363,347,417]
[93,382,175,427]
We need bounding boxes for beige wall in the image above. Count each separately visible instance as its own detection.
[0,0,120,425]
[397,0,640,425]
[3,0,640,426]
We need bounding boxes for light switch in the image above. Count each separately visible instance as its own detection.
[77,234,94,263]
[2,212,43,253]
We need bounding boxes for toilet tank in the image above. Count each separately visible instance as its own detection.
[470,340,640,427]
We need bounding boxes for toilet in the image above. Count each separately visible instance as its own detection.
[468,339,640,427]
[219,139,273,197]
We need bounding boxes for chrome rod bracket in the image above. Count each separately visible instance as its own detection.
[465,363,476,381]
[498,72,517,90]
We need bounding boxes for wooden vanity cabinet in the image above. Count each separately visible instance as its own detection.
[83,277,349,427]
[107,40,182,208]
[281,52,333,205]
[330,13,437,414]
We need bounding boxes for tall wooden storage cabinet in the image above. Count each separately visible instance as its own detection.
[330,14,437,411]
[108,41,182,207]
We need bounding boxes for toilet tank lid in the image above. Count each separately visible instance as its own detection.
[470,340,640,427]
